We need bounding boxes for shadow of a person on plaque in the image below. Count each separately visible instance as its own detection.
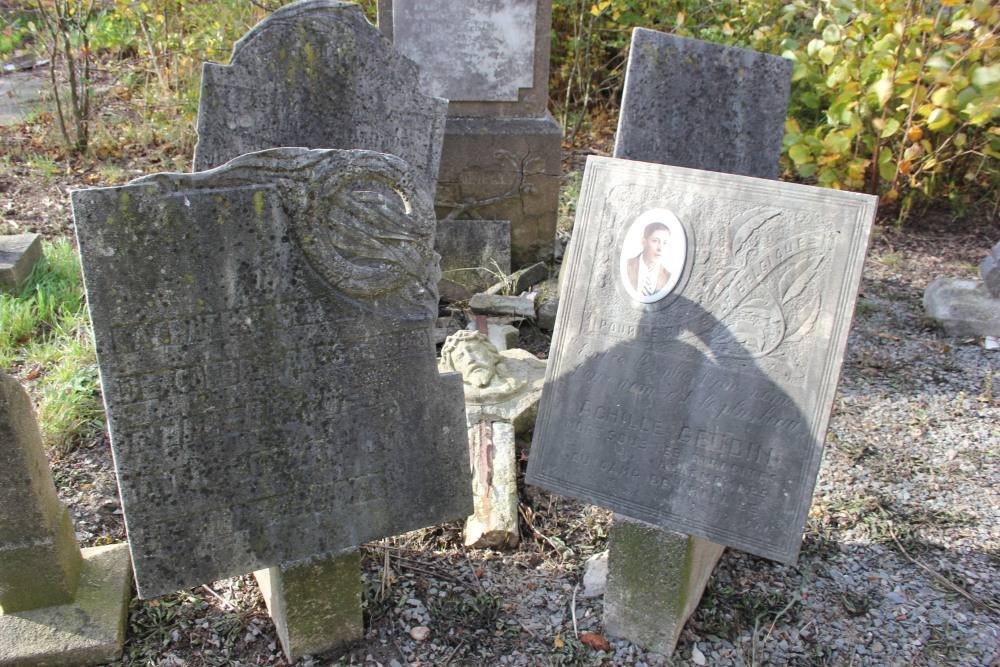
[528,239,821,563]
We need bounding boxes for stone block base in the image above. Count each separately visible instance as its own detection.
[0,233,42,294]
[255,549,363,661]
[604,516,724,655]
[0,543,133,667]
[435,114,561,267]
[435,219,510,291]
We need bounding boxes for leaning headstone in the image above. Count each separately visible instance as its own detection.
[439,331,545,547]
[194,0,446,196]
[0,371,132,666]
[589,28,795,654]
[614,28,793,179]
[0,232,42,294]
[526,155,876,626]
[379,0,561,266]
[71,149,471,657]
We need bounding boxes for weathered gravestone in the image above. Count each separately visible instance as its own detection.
[0,371,132,666]
[71,149,471,655]
[614,28,792,179]
[194,0,446,197]
[526,156,876,647]
[594,28,796,653]
[378,0,561,266]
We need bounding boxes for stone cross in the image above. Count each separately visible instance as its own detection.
[438,330,544,547]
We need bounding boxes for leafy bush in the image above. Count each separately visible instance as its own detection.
[551,0,999,214]
[782,0,998,211]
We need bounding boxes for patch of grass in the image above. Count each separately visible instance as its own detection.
[0,239,102,454]
[695,581,798,637]
[24,152,61,180]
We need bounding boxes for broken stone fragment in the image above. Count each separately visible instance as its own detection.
[923,277,1000,337]
[470,293,536,318]
[485,261,549,296]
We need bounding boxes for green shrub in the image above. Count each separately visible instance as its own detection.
[781,0,999,211]
[551,0,999,216]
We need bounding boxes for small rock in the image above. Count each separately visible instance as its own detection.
[581,550,609,598]
[691,644,707,666]
[410,626,431,641]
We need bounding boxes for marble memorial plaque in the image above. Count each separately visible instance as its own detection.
[390,0,536,103]
[194,1,445,195]
[73,148,470,597]
[526,157,876,563]
[614,29,792,180]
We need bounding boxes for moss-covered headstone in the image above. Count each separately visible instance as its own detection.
[72,147,471,659]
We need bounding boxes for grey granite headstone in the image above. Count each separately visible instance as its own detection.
[614,28,793,180]
[72,148,470,598]
[981,240,1000,298]
[378,0,560,266]
[526,156,877,564]
[390,0,535,104]
[378,0,551,118]
[597,29,793,654]
[194,0,446,195]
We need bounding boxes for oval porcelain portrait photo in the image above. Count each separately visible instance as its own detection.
[619,208,686,304]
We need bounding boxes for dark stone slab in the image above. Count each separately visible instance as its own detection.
[193,1,446,195]
[72,148,470,597]
[436,115,561,266]
[525,156,876,564]
[377,0,553,118]
[614,29,792,180]
[0,233,42,294]
[435,219,511,291]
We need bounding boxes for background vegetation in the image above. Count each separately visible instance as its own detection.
[551,0,998,219]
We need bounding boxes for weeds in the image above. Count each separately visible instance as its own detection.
[0,239,101,454]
